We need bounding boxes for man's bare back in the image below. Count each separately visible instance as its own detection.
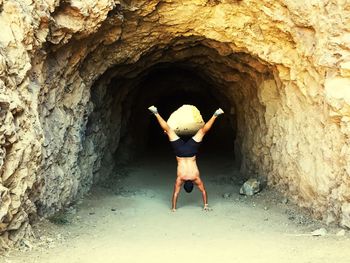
[176,156,199,181]
[173,156,208,211]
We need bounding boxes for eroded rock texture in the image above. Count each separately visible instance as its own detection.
[0,0,349,247]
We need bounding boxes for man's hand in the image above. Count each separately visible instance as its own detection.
[203,204,212,211]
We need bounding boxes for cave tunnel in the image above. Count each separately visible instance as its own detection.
[77,36,276,195]
[84,60,248,214]
[3,0,350,256]
[88,60,245,186]
[37,38,274,218]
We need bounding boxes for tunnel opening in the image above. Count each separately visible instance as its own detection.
[121,65,236,158]
[80,39,277,192]
[88,63,239,184]
[34,39,278,222]
[83,62,248,216]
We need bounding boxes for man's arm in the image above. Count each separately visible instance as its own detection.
[172,178,182,211]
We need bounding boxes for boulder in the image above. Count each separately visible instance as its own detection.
[239,178,261,196]
[167,105,205,136]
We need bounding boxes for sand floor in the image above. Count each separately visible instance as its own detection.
[3,152,350,263]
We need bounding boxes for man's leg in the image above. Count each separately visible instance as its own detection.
[192,108,224,142]
[148,106,179,141]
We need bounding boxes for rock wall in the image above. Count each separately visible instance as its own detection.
[0,0,350,247]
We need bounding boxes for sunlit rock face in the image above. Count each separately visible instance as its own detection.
[0,0,349,246]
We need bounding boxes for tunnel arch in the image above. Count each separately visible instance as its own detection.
[37,34,282,222]
[79,39,275,188]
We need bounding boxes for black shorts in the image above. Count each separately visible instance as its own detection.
[170,137,201,157]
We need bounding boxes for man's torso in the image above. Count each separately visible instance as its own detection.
[176,156,200,181]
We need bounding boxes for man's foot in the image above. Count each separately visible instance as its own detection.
[148,105,158,114]
[214,108,224,117]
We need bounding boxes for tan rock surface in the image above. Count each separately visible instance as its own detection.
[0,0,349,248]
[167,105,205,136]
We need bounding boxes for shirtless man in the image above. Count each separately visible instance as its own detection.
[148,105,224,211]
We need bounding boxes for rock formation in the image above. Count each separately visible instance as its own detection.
[0,0,349,247]
[167,105,205,135]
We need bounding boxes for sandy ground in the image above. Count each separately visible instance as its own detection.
[2,152,350,263]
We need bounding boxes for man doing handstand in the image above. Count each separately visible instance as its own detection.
[148,105,224,211]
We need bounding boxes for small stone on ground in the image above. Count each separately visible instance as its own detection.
[311,228,327,236]
[336,229,346,236]
[222,193,231,199]
[239,178,261,196]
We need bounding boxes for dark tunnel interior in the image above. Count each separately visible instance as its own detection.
[113,65,237,162]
